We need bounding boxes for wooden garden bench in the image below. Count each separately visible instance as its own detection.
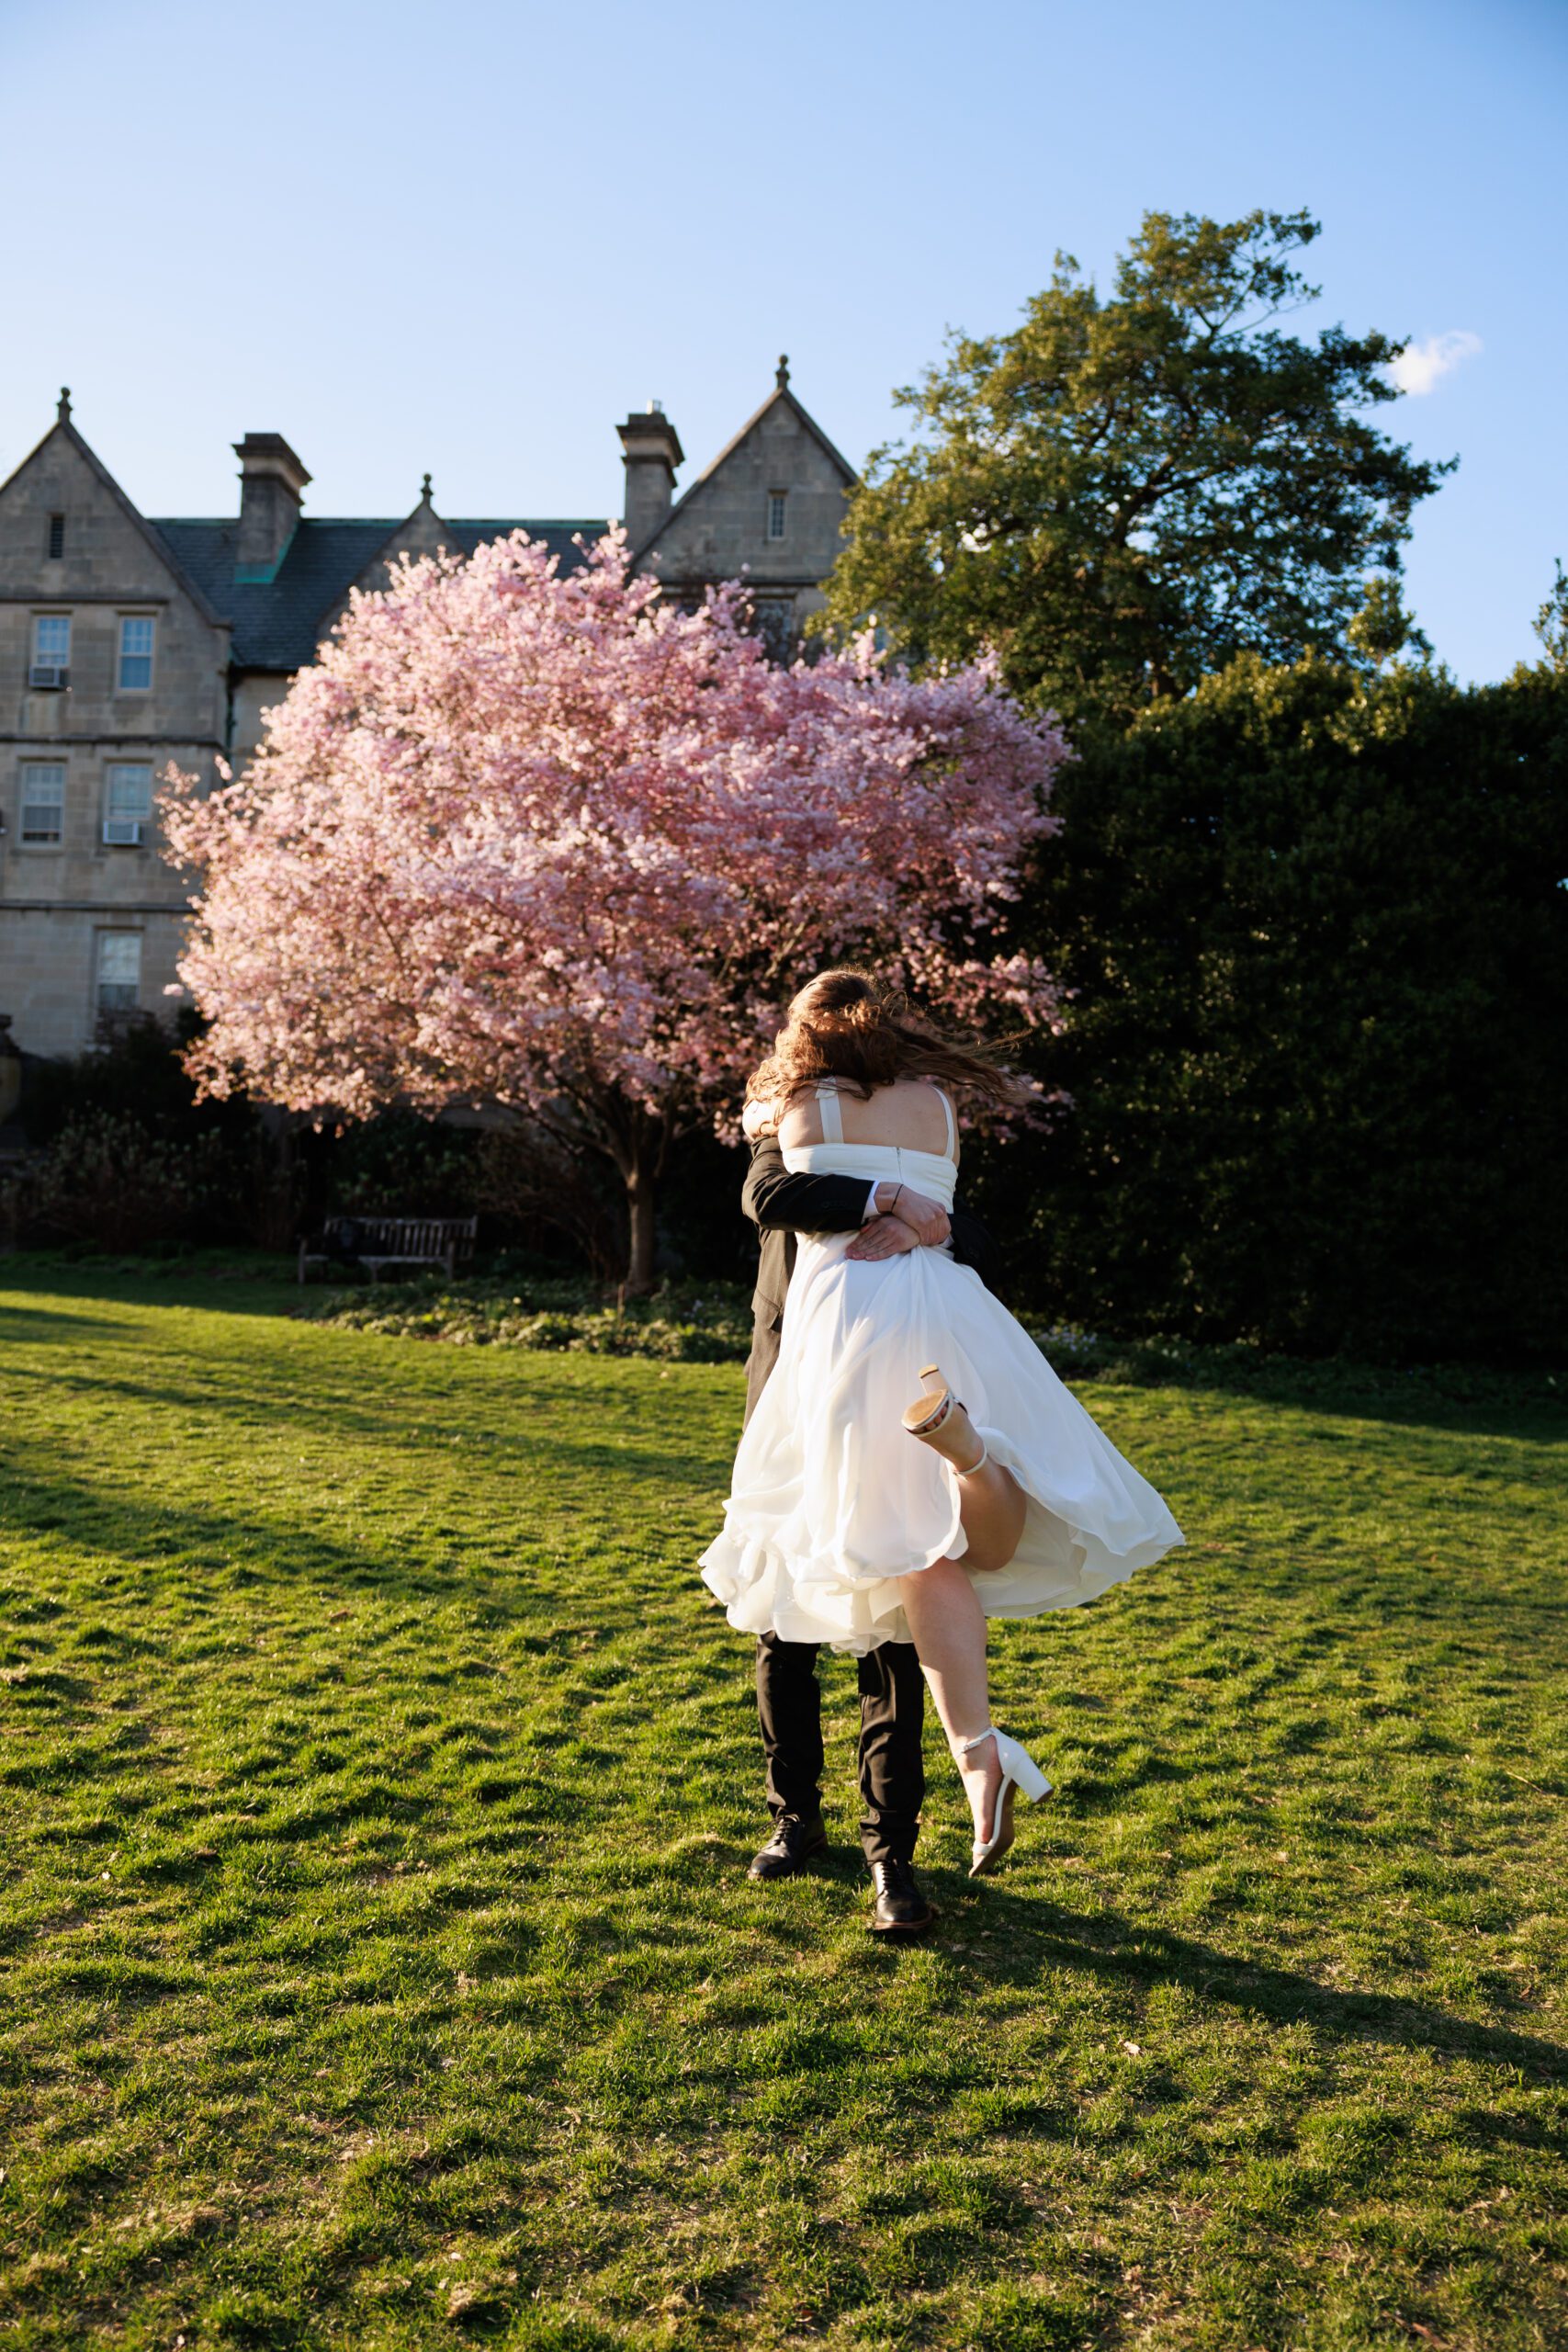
[297,1214,479,1284]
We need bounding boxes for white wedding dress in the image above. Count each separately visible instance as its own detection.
[700,1083,1184,1654]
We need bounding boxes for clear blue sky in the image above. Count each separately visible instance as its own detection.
[4,0,1562,684]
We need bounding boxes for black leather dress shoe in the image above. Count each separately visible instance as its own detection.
[748,1816,828,1881]
[867,1859,936,1935]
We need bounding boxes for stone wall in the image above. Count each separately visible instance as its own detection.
[0,417,228,1057]
[640,394,852,650]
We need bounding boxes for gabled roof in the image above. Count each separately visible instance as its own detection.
[0,406,229,630]
[635,370,858,562]
[149,514,607,671]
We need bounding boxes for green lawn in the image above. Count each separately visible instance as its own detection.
[2,1269,1564,2352]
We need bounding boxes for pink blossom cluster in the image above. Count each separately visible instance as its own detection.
[161,531,1067,1159]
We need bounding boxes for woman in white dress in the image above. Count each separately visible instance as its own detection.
[701,969,1184,1874]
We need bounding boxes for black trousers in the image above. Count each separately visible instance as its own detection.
[755,1631,925,1867]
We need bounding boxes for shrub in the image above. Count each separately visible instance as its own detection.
[0,1111,229,1252]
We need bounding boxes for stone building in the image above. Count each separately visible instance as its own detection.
[0,361,854,1058]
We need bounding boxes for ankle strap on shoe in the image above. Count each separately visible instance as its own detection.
[959,1726,999,1756]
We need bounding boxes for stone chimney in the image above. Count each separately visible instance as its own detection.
[233,433,310,577]
[616,401,683,548]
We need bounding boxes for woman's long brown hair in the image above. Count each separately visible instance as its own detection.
[746,968,1033,1113]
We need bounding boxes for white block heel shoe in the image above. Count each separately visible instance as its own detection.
[961,1725,1053,1876]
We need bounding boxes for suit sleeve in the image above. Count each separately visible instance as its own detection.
[743,1140,878,1235]
[949,1202,1008,1304]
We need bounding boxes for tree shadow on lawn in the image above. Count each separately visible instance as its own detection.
[936,1883,1568,2088]
[0,1444,724,1607]
[0,1360,736,1487]
[1079,1351,1568,1446]
[0,1299,130,1337]
[9,1266,1563,1442]
[0,1268,299,1325]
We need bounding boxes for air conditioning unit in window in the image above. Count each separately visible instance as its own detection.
[29,664,69,689]
[103,819,144,846]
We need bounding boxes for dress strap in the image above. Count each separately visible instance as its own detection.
[814,1080,843,1143]
[936,1086,956,1159]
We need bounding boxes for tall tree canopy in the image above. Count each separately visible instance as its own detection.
[962,647,1568,1360]
[819,209,1452,729]
[162,535,1066,1287]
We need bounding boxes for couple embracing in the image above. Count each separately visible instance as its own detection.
[699,969,1184,1936]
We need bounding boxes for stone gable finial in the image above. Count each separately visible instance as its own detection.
[421,471,433,503]
[776,355,790,390]
[57,387,72,424]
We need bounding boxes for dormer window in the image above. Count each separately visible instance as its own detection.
[767,491,787,542]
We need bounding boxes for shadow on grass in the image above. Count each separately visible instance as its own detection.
[0,1362,735,1484]
[7,1266,1564,1443]
[1069,1346,1568,1445]
[0,1299,127,1335]
[0,1436,726,1611]
[0,1268,302,1322]
[938,1883,1568,2086]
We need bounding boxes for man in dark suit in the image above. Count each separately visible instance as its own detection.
[740,1139,1002,1936]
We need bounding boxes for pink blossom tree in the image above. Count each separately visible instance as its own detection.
[162,532,1068,1288]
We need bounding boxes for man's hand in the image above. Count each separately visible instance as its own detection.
[846,1214,922,1262]
[872,1182,951,1248]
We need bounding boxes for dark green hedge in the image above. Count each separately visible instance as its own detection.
[964,653,1568,1361]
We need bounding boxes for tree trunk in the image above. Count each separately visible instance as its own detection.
[625,1152,658,1295]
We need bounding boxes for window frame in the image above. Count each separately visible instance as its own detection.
[95,930,143,1017]
[31,612,72,669]
[18,761,67,847]
[117,614,155,694]
[766,491,788,542]
[47,514,65,560]
[104,762,154,843]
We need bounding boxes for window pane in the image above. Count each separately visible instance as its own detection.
[107,763,153,820]
[48,514,65,558]
[118,616,154,690]
[19,762,65,843]
[96,933,141,1011]
[33,615,71,663]
[767,493,787,540]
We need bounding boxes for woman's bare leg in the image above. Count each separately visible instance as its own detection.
[907,1386,1028,1574]
[897,1556,1004,1842]
[954,1457,1027,1573]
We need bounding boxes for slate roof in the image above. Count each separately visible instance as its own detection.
[148,515,607,672]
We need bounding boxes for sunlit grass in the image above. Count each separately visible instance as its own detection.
[2,1267,1564,2350]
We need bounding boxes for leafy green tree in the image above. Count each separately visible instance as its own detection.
[1532,558,1568,673]
[964,652,1568,1360]
[819,209,1452,729]
[1346,573,1430,669]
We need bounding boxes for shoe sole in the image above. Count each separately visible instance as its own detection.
[867,1910,937,1935]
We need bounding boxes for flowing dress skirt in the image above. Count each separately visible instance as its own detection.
[700,1234,1184,1653]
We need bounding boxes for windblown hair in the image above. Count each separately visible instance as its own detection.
[747,967,1032,1114]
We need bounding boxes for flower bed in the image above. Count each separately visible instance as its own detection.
[295,1275,754,1363]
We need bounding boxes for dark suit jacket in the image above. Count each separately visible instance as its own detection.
[741,1138,1002,1426]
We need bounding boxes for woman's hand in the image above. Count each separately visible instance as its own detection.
[742,1097,779,1141]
